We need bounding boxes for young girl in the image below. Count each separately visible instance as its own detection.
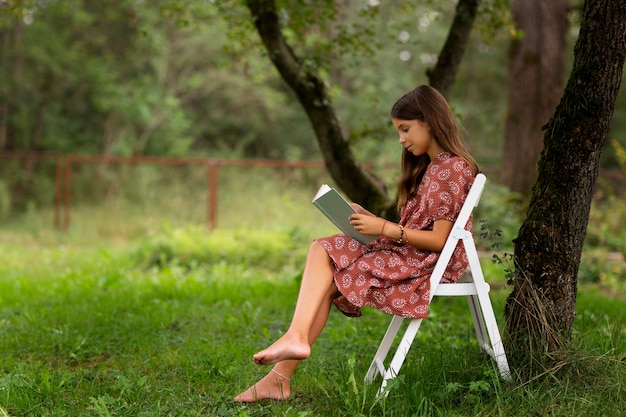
[234,85,479,402]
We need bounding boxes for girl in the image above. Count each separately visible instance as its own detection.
[234,85,479,402]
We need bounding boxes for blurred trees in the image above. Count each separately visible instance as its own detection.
[0,0,624,169]
[502,0,569,195]
[0,0,511,165]
[0,0,319,158]
[242,0,489,214]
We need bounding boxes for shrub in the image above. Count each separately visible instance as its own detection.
[473,181,525,252]
[132,225,307,274]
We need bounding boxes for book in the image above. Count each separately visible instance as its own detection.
[312,184,377,244]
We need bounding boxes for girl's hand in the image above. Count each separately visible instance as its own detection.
[348,214,386,236]
[350,203,374,216]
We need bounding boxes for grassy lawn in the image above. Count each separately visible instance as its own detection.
[0,225,624,417]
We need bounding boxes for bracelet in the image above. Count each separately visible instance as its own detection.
[381,220,388,236]
[395,224,405,243]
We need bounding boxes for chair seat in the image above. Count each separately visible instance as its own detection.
[434,282,489,296]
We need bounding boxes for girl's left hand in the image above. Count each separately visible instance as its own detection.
[350,203,372,216]
[348,214,385,236]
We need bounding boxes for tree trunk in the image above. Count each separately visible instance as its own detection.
[501,0,568,196]
[246,0,478,215]
[245,0,389,213]
[505,0,626,371]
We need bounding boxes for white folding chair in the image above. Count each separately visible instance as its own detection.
[364,173,511,395]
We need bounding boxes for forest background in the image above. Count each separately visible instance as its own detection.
[1,0,625,233]
[2,1,626,166]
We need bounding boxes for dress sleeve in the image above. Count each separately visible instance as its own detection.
[429,158,475,223]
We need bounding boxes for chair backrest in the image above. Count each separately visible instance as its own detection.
[427,173,486,297]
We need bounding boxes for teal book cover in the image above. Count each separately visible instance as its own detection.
[312,184,377,244]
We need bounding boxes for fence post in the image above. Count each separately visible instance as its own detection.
[208,160,219,230]
[54,156,64,229]
[64,157,72,230]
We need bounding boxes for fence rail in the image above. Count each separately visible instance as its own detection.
[1,152,326,230]
[1,152,624,230]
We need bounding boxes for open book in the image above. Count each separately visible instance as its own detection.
[312,184,377,244]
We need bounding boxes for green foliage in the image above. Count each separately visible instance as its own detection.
[132,225,305,274]
[474,179,525,252]
[612,138,626,168]
[578,252,626,288]
[0,180,10,221]
[476,0,516,40]
[585,190,626,254]
[3,0,625,170]
[1,0,320,159]
[0,158,58,214]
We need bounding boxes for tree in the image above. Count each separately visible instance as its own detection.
[0,0,327,160]
[501,0,569,195]
[244,0,626,374]
[244,0,481,215]
[0,1,32,150]
[505,0,626,370]
[244,0,387,214]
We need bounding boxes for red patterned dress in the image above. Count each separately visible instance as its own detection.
[317,152,475,318]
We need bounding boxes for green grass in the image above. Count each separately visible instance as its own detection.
[1,166,624,416]
[0,226,624,416]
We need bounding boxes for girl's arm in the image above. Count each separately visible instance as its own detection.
[394,219,453,252]
[348,214,453,252]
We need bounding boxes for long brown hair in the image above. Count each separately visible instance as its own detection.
[391,85,479,211]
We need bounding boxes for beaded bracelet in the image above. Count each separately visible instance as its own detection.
[395,224,405,243]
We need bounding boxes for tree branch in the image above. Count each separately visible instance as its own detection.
[245,0,390,212]
[427,0,479,98]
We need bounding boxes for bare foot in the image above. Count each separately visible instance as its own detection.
[233,369,291,402]
[252,333,310,365]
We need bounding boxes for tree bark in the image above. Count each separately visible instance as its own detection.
[501,0,568,196]
[427,0,479,99]
[245,0,389,213]
[505,0,626,369]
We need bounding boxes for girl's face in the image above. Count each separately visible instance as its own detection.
[392,118,442,160]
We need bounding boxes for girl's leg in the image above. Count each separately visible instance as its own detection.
[252,240,337,365]
[234,241,337,402]
[232,305,330,402]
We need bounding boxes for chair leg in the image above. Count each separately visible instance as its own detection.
[378,318,424,395]
[467,294,490,353]
[463,239,512,381]
[365,315,404,383]
[473,289,512,380]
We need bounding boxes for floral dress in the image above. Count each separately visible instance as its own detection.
[317,152,475,318]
